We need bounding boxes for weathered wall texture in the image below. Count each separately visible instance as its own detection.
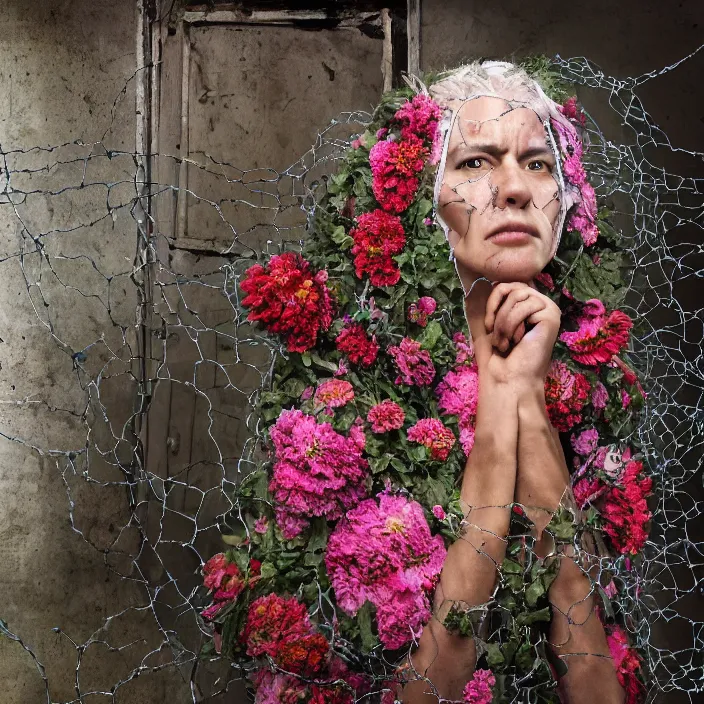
[0,1,189,702]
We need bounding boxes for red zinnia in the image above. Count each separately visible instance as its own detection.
[350,210,406,286]
[559,299,632,366]
[276,632,330,676]
[544,360,591,432]
[601,460,653,555]
[335,322,379,367]
[242,593,312,659]
[240,251,335,353]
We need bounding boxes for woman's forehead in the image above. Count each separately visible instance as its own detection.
[447,97,547,150]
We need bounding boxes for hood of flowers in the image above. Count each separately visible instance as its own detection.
[202,58,651,703]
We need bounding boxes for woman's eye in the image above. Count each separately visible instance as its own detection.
[528,160,551,172]
[460,158,483,169]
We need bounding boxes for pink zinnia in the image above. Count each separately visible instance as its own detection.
[392,94,442,148]
[592,380,609,410]
[254,516,269,534]
[367,399,405,433]
[452,331,475,366]
[325,492,446,649]
[268,409,370,538]
[436,363,479,456]
[314,379,355,409]
[407,418,456,461]
[571,427,599,456]
[560,299,632,366]
[567,180,599,246]
[621,388,631,408]
[388,337,436,386]
[432,505,446,520]
[462,668,496,704]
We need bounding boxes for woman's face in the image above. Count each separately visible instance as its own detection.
[436,96,561,286]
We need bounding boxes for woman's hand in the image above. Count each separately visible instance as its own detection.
[469,282,561,391]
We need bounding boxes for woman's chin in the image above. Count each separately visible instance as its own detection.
[483,265,544,284]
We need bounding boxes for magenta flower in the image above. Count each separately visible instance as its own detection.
[325,492,446,649]
[388,337,436,386]
[367,400,405,433]
[432,505,446,520]
[570,428,599,456]
[462,668,496,704]
[254,516,269,534]
[452,331,475,366]
[436,363,479,456]
[268,409,370,538]
[567,181,599,246]
[591,381,608,410]
[369,136,427,213]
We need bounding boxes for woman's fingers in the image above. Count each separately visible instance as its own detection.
[485,283,526,333]
[494,297,545,351]
[490,287,533,348]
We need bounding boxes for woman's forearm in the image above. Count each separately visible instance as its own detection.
[515,384,625,704]
[402,381,519,703]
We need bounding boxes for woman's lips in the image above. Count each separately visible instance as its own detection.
[486,229,536,245]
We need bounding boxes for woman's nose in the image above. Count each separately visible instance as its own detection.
[491,162,532,209]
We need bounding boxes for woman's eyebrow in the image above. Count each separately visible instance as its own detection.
[520,146,556,160]
[449,142,506,158]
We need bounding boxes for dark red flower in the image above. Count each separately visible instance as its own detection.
[350,210,406,286]
[335,322,379,367]
[559,299,632,366]
[544,360,591,432]
[240,252,335,353]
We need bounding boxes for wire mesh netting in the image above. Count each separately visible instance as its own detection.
[0,41,703,704]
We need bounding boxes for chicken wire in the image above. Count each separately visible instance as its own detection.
[0,46,702,703]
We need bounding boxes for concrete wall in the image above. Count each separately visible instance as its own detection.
[0,1,191,702]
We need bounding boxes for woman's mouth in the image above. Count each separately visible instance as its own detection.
[486,229,537,245]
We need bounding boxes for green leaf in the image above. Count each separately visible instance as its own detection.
[485,642,505,667]
[418,320,443,350]
[280,378,307,398]
[369,454,391,474]
[502,559,524,575]
[301,352,312,367]
[308,518,329,553]
[515,642,535,673]
[525,579,546,607]
[330,225,354,250]
[516,606,552,626]
[356,601,377,652]
[259,561,277,581]
[310,352,338,372]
